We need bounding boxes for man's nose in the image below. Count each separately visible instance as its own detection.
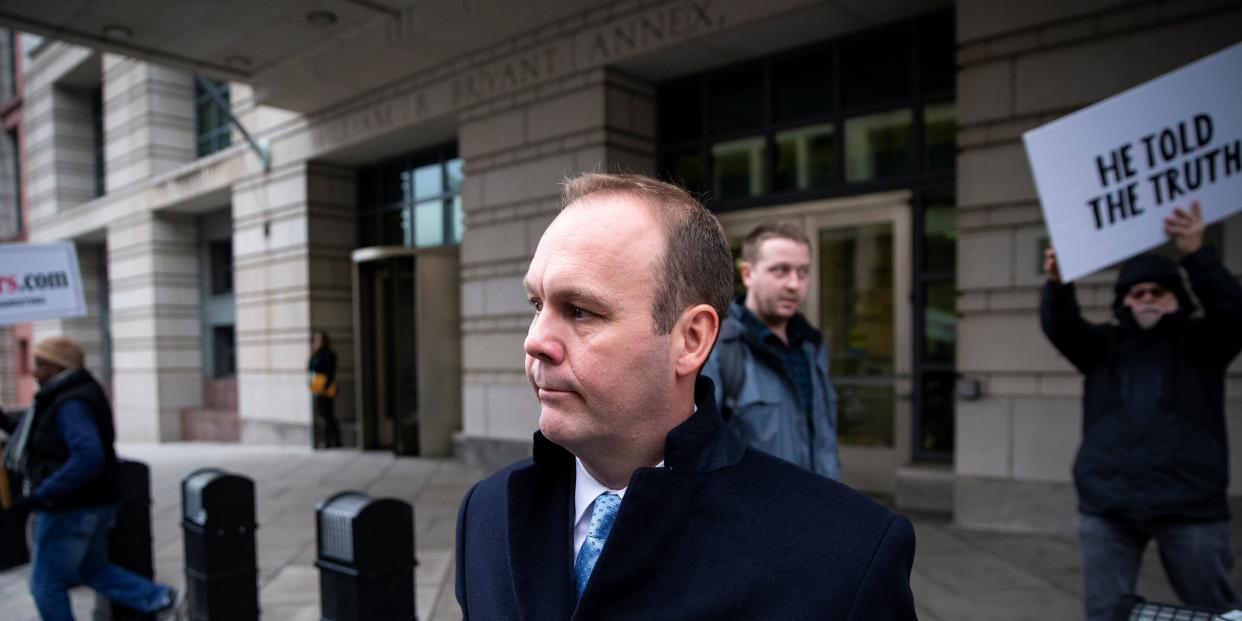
[524,314,565,365]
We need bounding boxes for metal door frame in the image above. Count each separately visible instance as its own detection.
[351,246,418,453]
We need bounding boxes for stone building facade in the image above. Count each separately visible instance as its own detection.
[1,29,35,409]
[5,0,1241,534]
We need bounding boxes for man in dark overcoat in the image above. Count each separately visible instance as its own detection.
[455,173,916,620]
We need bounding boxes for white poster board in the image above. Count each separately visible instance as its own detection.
[1023,42,1242,282]
[0,242,88,325]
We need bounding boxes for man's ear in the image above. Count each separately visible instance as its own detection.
[739,261,754,289]
[673,304,719,379]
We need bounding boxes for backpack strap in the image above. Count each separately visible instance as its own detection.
[716,320,747,421]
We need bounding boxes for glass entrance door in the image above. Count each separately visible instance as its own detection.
[356,255,419,455]
[819,222,897,448]
[810,205,911,492]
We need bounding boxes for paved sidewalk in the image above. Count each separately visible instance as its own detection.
[0,443,1233,620]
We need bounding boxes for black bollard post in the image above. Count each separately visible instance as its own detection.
[181,468,259,621]
[94,459,155,621]
[0,467,29,571]
[316,491,416,621]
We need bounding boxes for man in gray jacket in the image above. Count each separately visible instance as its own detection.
[701,223,840,479]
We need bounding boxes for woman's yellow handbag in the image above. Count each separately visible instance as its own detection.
[309,372,337,398]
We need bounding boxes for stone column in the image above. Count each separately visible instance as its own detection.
[455,68,655,467]
[953,0,1242,534]
[22,44,108,373]
[102,54,194,192]
[232,163,355,445]
[106,211,202,441]
[22,43,96,226]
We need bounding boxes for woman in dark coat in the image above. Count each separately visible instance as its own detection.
[308,331,342,448]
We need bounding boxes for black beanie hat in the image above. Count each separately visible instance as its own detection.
[1113,254,1192,310]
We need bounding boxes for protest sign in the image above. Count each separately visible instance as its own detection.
[0,242,87,325]
[1023,42,1242,282]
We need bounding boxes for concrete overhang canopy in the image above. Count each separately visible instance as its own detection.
[0,0,620,114]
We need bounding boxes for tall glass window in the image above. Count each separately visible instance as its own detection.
[913,187,957,459]
[657,11,954,210]
[6,128,19,233]
[657,10,959,463]
[91,87,105,197]
[195,77,232,158]
[356,145,464,248]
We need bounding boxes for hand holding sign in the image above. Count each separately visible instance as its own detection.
[1163,200,1205,256]
[1044,247,1062,285]
[1023,42,1242,282]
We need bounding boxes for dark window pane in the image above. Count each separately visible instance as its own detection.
[659,79,702,143]
[91,88,105,196]
[209,240,234,295]
[919,12,955,93]
[359,213,381,247]
[7,129,21,232]
[844,109,913,182]
[923,279,956,364]
[357,169,377,208]
[195,78,232,158]
[381,207,408,246]
[922,187,957,274]
[924,102,956,173]
[213,326,237,378]
[776,123,836,192]
[710,68,763,133]
[711,137,764,200]
[196,101,213,137]
[918,371,955,453]
[373,164,402,206]
[841,30,911,109]
[664,148,706,197]
[772,49,831,122]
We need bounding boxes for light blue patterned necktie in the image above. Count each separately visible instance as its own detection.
[574,492,621,599]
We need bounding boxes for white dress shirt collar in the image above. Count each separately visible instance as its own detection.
[572,457,664,558]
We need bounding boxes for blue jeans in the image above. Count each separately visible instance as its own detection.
[30,504,170,621]
[1080,513,1239,621]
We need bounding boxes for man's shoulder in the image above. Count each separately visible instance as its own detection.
[470,457,534,492]
[731,448,897,522]
[460,456,543,517]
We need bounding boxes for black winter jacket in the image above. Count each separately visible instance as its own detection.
[25,369,120,510]
[1040,248,1242,522]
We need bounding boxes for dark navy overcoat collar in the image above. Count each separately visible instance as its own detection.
[509,375,744,619]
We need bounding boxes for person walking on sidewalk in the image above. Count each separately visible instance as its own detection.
[701,223,841,479]
[1041,201,1242,620]
[308,330,341,449]
[0,337,183,621]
